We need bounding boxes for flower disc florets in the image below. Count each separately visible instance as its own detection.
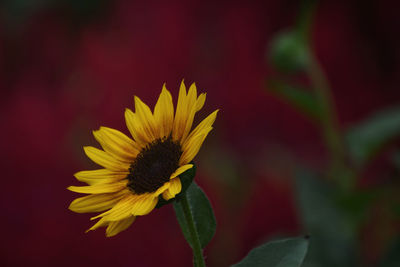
[127,136,182,194]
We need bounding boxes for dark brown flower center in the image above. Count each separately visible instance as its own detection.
[127,136,182,194]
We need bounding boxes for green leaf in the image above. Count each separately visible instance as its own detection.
[391,150,400,171]
[295,170,356,267]
[267,79,321,120]
[336,191,374,225]
[173,182,216,249]
[346,107,400,167]
[380,238,400,267]
[156,163,197,209]
[231,237,309,267]
[269,30,310,73]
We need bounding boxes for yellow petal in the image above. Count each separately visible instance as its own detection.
[172,80,188,141]
[69,191,126,213]
[68,180,128,194]
[153,181,171,196]
[74,169,128,185]
[179,129,212,165]
[106,216,136,237]
[130,195,158,216]
[92,194,137,221]
[184,109,218,147]
[93,127,139,162]
[86,217,108,232]
[180,83,199,143]
[134,96,157,141]
[84,146,130,171]
[170,164,193,179]
[125,108,152,146]
[186,83,198,111]
[195,93,206,112]
[154,84,174,138]
[162,178,182,200]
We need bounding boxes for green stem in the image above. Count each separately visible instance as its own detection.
[180,192,206,267]
[300,0,354,190]
[308,54,355,189]
[308,54,345,167]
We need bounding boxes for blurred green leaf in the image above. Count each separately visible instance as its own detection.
[267,79,321,120]
[337,191,374,225]
[296,170,356,267]
[231,237,309,267]
[173,182,216,249]
[391,150,400,171]
[380,238,400,267]
[392,204,400,218]
[1,0,51,30]
[269,30,310,73]
[1,0,110,32]
[346,107,400,167]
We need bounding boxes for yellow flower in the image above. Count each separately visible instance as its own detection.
[68,81,218,237]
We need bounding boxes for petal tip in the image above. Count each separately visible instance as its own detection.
[83,146,92,152]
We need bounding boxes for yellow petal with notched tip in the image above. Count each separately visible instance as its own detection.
[162,178,182,200]
[84,146,130,171]
[106,216,136,237]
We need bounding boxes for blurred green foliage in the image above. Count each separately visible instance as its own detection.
[346,107,400,168]
[267,79,321,120]
[296,170,356,267]
[380,239,400,267]
[391,150,400,171]
[267,1,400,266]
[1,0,110,31]
[269,30,310,73]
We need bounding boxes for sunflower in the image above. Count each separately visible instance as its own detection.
[68,81,218,237]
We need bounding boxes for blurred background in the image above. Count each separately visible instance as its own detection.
[1,0,399,266]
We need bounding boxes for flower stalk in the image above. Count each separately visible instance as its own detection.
[179,191,206,267]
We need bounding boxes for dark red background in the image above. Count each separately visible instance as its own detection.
[0,1,399,266]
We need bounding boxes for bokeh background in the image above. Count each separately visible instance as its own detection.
[1,0,399,266]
